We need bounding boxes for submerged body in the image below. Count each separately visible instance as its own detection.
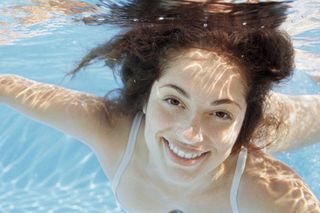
[1,48,319,212]
[1,1,320,211]
[109,112,317,213]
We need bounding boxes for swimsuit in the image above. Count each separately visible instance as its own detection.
[111,112,248,213]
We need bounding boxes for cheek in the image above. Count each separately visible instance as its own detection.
[146,98,175,136]
[208,120,243,150]
[147,96,182,128]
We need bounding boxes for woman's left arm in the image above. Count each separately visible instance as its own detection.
[261,91,320,152]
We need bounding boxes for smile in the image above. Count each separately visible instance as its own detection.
[162,137,209,166]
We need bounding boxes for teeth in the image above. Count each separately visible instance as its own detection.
[173,146,179,154]
[177,150,184,158]
[185,153,192,159]
[165,139,205,160]
[169,143,174,150]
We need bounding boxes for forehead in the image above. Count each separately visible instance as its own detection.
[159,48,246,100]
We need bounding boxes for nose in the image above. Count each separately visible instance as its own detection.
[176,123,204,145]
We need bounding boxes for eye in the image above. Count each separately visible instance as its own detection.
[163,97,183,107]
[214,111,232,120]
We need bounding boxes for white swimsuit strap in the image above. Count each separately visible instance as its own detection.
[230,146,248,213]
[111,112,144,193]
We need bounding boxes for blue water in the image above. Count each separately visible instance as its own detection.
[0,0,319,212]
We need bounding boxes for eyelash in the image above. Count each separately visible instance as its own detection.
[163,97,233,121]
[163,97,184,108]
[213,111,233,120]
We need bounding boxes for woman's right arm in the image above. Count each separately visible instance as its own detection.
[0,74,121,149]
[0,74,133,179]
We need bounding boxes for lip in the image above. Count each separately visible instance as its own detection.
[161,137,209,166]
[166,137,207,154]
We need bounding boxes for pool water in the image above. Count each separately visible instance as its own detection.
[0,0,319,212]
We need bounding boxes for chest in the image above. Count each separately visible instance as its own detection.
[115,167,234,213]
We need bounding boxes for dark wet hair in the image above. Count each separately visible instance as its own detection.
[68,1,294,152]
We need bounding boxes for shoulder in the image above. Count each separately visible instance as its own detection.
[238,148,320,213]
[88,107,136,179]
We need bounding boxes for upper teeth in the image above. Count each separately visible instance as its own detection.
[168,142,204,160]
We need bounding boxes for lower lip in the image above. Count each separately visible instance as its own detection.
[162,137,208,166]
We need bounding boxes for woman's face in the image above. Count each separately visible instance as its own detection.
[144,48,247,185]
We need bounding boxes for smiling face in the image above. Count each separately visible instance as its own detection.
[144,48,247,185]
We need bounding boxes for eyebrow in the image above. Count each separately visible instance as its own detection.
[160,84,242,109]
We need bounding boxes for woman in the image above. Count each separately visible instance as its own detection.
[0,1,319,212]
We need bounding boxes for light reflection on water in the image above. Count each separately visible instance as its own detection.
[0,0,319,212]
[0,0,97,45]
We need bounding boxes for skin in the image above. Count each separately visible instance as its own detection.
[0,0,318,211]
[0,48,319,212]
[143,49,247,189]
